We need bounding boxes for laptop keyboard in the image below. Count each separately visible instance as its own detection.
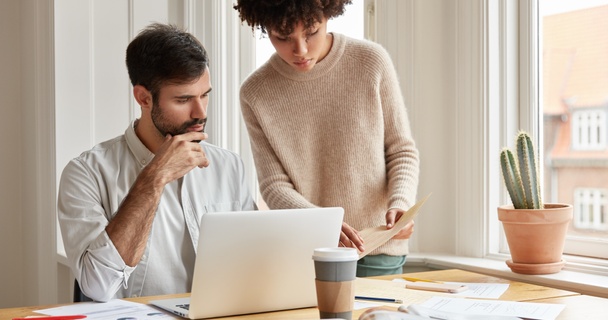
[177,304,190,310]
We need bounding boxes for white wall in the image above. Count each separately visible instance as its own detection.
[0,0,25,308]
[54,0,183,178]
[20,0,59,307]
[375,0,462,254]
[0,0,255,308]
[0,0,492,308]
[404,0,460,254]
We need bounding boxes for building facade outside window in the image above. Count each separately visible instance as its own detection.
[541,1,608,259]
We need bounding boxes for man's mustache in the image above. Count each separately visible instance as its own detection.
[188,118,207,143]
[185,118,207,132]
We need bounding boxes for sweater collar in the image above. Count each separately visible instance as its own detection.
[269,32,346,81]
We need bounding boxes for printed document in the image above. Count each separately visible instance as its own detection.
[36,299,176,319]
[418,296,565,320]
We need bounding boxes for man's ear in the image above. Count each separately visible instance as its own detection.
[133,85,153,110]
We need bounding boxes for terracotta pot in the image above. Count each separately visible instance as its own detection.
[497,203,573,274]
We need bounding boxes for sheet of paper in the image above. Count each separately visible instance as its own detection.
[418,296,565,320]
[355,277,450,307]
[392,278,508,299]
[448,282,510,299]
[359,309,431,320]
[357,194,431,258]
[35,299,177,319]
[354,301,384,310]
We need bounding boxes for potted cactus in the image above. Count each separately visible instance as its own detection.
[498,131,573,275]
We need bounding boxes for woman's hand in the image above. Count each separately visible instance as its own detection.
[339,221,365,252]
[385,208,415,240]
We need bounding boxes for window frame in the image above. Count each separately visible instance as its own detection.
[206,0,608,291]
[538,0,608,260]
[370,0,608,285]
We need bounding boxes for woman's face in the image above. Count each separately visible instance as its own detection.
[268,18,333,72]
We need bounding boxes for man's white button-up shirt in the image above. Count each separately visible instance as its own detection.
[58,121,256,302]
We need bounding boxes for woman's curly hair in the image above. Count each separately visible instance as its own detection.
[234,0,352,35]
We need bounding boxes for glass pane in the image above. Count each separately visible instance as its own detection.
[541,1,608,258]
[255,2,365,68]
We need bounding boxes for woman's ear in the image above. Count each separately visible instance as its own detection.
[133,85,153,110]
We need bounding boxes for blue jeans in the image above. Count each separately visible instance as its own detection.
[356,254,407,277]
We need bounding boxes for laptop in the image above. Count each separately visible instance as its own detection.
[150,207,344,319]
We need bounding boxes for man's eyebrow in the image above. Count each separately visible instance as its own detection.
[174,88,212,99]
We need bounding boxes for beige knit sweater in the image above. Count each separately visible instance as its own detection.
[240,33,419,256]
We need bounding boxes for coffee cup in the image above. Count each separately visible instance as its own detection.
[312,247,359,320]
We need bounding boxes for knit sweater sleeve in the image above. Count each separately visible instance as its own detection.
[239,78,317,209]
[374,45,420,211]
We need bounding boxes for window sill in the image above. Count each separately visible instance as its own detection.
[406,253,608,298]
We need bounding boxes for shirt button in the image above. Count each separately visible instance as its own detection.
[141,159,146,165]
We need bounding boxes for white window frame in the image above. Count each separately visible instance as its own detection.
[370,0,608,297]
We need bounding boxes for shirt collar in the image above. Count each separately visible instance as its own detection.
[125,119,155,167]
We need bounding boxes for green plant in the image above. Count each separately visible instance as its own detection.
[500,131,543,209]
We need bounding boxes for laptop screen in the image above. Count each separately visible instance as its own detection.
[152,207,344,319]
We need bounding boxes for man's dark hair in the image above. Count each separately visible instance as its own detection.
[126,23,208,102]
[233,0,352,36]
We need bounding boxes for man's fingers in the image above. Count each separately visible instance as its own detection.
[178,131,207,142]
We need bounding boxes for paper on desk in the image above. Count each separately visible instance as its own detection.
[418,296,565,320]
[449,282,510,299]
[357,194,431,259]
[355,277,451,308]
[393,279,510,299]
[35,299,177,319]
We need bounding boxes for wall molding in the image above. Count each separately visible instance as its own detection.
[21,0,57,305]
[371,0,515,258]
[453,0,487,258]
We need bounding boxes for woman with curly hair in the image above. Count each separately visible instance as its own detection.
[234,0,420,277]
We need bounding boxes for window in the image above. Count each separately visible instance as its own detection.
[571,110,606,150]
[573,188,608,231]
[540,0,608,259]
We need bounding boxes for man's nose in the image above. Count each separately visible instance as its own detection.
[192,99,207,119]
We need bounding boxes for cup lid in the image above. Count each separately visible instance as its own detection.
[312,247,359,262]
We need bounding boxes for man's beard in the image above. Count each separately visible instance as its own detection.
[151,102,206,142]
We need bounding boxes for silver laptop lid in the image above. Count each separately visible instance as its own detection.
[189,207,344,319]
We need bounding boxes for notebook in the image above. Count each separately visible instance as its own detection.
[150,207,344,319]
